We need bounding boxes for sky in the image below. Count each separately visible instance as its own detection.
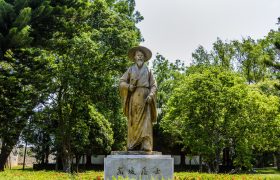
[135,0,280,65]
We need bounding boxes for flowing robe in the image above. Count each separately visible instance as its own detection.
[119,64,157,151]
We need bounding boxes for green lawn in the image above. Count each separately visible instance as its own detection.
[0,167,279,180]
[175,171,280,180]
[254,167,280,174]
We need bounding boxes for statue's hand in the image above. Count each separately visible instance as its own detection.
[129,84,136,92]
[146,95,152,104]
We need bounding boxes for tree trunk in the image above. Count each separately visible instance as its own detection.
[57,86,71,173]
[75,154,81,173]
[275,151,280,170]
[0,120,25,171]
[199,155,203,172]
[86,154,91,167]
[42,133,50,165]
[214,148,221,173]
[22,141,27,170]
[62,147,71,173]
[55,154,63,171]
[223,148,231,166]
[45,143,50,164]
[180,152,185,167]
[0,142,12,171]
[61,128,72,173]
[206,162,212,173]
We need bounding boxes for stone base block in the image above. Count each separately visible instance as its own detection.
[111,151,162,155]
[104,154,173,180]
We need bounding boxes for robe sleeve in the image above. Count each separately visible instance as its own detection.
[119,68,130,117]
[149,70,158,124]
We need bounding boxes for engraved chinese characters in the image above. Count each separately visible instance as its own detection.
[116,166,161,176]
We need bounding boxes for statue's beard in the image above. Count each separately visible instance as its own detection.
[136,60,144,67]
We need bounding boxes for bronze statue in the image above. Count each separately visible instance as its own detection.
[120,46,157,151]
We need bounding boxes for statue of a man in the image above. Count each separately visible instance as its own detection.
[120,46,157,151]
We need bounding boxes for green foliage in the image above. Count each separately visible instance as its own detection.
[189,20,280,170]
[51,0,135,151]
[0,0,142,171]
[191,45,211,66]
[261,20,280,170]
[0,48,54,170]
[151,54,185,152]
[34,0,142,171]
[0,0,53,52]
[233,37,275,83]
[21,106,56,165]
[212,38,235,69]
[161,66,279,171]
[0,0,57,170]
[152,54,185,114]
[191,36,276,84]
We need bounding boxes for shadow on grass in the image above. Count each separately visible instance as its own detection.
[8,166,34,172]
[10,165,103,174]
[10,166,58,172]
[254,167,280,174]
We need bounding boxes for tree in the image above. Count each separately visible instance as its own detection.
[0,0,57,171]
[151,54,185,154]
[161,66,279,172]
[1,0,143,172]
[43,0,142,171]
[21,105,56,166]
[211,38,235,69]
[191,37,275,84]
[263,19,280,170]
[191,38,235,70]
[70,105,113,172]
[232,37,275,84]
[246,80,280,169]
[191,45,211,66]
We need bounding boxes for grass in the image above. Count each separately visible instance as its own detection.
[254,167,280,174]
[175,171,280,180]
[0,166,103,180]
[0,166,279,180]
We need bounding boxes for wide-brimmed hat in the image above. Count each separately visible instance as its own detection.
[128,46,152,62]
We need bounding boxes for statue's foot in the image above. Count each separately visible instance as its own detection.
[142,148,152,152]
[141,138,152,151]
[127,146,134,151]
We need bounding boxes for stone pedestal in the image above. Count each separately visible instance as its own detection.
[104,152,173,180]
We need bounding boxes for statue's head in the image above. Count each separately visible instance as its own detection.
[134,50,145,67]
[128,46,152,64]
